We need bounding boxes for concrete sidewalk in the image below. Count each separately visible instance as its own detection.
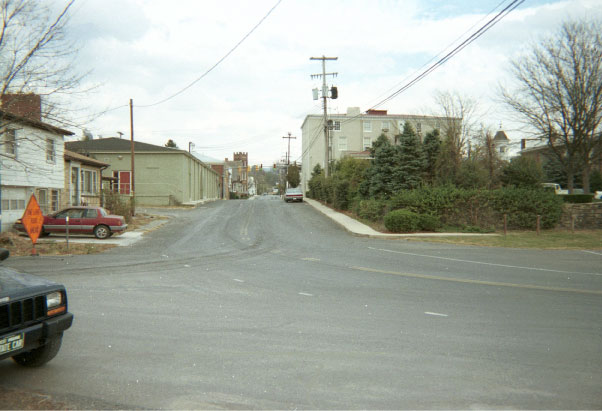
[304,198,496,238]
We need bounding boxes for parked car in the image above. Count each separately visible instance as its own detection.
[0,248,73,367]
[284,187,304,203]
[14,206,127,239]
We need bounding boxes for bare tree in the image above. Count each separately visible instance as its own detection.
[432,90,479,183]
[501,20,602,193]
[0,0,85,125]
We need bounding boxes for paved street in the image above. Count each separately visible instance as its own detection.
[2,197,601,409]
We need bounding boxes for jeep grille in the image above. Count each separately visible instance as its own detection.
[0,296,46,332]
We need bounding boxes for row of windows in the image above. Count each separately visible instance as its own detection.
[1,129,56,163]
[1,199,26,210]
[335,136,373,151]
[330,120,436,134]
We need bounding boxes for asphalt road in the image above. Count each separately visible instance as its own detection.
[2,196,601,409]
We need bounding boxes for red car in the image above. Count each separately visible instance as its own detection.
[14,206,127,239]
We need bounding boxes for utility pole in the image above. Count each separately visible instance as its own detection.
[129,99,135,216]
[310,55,337,177]
[282,132,296,165]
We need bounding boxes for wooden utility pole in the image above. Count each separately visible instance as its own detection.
[282,132,296,165]
[130,99,136,216]
[310,56,337,177]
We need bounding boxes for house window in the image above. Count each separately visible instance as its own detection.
[338,136,347,151]
[381,121,390,131]
[1,199,25,210]
[51,190,59,212]
[38,189,48,214]
[81,170,98,194]
[333,120,341,131]
[363,137,372,150]
[1,129,16,156]
[363,121,372,132]
[46,138,55,162]
[500,146,506,153]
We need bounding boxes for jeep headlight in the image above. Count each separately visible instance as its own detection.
[46,292,63,308]
[46,291,66,316]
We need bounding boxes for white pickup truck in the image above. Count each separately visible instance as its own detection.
[541,183,569,195]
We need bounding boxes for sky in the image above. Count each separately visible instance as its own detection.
[62,0,601,166]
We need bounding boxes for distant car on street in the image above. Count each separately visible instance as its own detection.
[13,206,127,239]
[284,187,303,203]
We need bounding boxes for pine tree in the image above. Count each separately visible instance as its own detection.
[393,123,426,190]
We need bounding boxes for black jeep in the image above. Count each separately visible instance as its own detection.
[0,248,73,367]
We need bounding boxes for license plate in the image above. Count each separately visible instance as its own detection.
[0,333,24,354]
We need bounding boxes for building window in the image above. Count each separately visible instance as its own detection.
[38,189,48,214]
[333,120,341,131]
[338,136,347,151]
[46,138,55,162]
[363,121,372,132]
[397,121,405,132]
[1,199,25,210]
[81,170,98,194]
[363,137,372,150]
[51,190,59,212]
[381,121,390,131]
[416,122,422,133]
[2,129,16,156]
[500,146,506,153]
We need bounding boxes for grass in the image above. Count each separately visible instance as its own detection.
[404,229,602,250]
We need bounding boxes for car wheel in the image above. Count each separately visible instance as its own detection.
[93,224,111,239]
[12,334,63,367]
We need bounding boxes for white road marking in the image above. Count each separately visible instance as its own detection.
[425,312,448,317]
[582,250,602,256]
[369,247,602,276]
[233,279,245,283]
[302,257,320,261]
[298,292,314,297]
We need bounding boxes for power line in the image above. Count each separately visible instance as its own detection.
[138,0,283,108]
[370,0,524,110]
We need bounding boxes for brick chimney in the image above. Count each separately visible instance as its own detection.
[1,93,42,121]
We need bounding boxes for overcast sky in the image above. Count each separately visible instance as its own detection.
[65,0,601,166]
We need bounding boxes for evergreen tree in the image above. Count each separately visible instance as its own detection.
[165,139,178,148]
[361,134,400,198]
[422,129,441,184]
[500,156,544,188]
[286,164,300,188]
[393,122,426,190]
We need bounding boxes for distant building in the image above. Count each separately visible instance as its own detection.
[225,152,248,196]
[493,129,511,161]
[66,138,220,206]
[301,107,453,186]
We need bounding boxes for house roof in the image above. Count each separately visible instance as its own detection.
[494,130,509,142]
[0,110,74,136]
[64,149,109,167]
[65,137,184,153]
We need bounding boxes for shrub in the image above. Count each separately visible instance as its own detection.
[384,209,421,232]
[562,194,594,203]
[491,187,563,229]
[357,199,386,222]
[418,214,441,231]
[102,190,132,223]
[333,179,350,210]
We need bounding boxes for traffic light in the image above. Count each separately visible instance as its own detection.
[330,86,338,99]
[273,163,276,169]
[260,164,263,169]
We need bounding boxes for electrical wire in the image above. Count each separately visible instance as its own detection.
[138,0,283,108]
[370,0,524,110]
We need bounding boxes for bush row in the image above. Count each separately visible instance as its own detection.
[308,181,564,232]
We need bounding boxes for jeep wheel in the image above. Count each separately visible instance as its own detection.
[12,334,63,367]
[93,224,110,239]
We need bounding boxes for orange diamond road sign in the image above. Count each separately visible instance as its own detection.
[21,194,44,245]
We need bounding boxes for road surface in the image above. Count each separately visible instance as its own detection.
[2,196,601,409]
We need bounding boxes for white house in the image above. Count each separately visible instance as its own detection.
[0,110,73,232]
